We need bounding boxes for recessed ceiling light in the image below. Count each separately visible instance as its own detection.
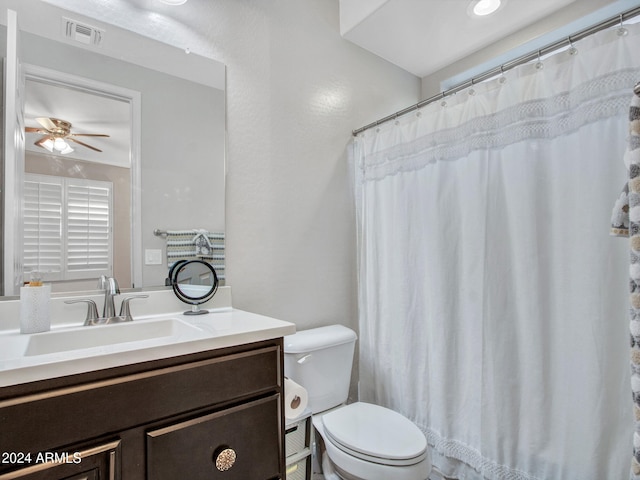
[158,0,188,5]
[469,0,503,17]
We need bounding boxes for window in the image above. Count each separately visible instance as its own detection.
[24,173,113,281]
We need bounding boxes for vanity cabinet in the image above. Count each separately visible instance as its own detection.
[0,441,120,480]
[0,338,286,480]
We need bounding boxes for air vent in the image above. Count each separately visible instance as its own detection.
[62,17,104,47]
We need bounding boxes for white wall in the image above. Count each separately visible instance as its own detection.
[4,0,420,334]
[214,1,420,331]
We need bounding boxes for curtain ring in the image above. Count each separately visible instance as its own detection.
[568,36,578,56]
[618,13,629,36]
[499,65,507,84]
[535,50,544,70]
[468,78,476,96]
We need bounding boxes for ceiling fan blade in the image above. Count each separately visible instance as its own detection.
[69,133,110,137]
[34,136,53,150]
[68,137,103,152]
[25,126,48,133]
[36,117,57,130]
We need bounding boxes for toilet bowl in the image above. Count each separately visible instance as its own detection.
[284,325,431,480]
[314,402,430,480]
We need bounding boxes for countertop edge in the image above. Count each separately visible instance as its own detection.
[0,309,296,388]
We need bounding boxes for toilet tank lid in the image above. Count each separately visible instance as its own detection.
[284,325,357,354]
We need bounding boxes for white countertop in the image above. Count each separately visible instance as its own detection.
[0,307,296,387]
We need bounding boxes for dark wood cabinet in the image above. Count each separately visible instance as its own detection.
[0,441,120,480]
[0,339,285,480]
[147,395,281,480]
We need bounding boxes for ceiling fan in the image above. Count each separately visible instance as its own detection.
[25,117,110,154]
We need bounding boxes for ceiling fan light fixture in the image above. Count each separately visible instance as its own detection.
[54,137,68,151]
[41,138,54,153]
[157,0,188,5]
[52,137,74,154]
[469,0,503,17]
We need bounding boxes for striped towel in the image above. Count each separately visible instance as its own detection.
[165,230,225,284]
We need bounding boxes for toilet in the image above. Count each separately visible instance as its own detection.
[284,325,431,480]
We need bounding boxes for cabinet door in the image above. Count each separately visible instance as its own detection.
[147,395,282,480]
[0,441,120,480]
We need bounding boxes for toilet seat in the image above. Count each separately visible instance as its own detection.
[321,402,427,466]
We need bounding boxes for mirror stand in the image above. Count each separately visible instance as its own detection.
[169,260,219,315]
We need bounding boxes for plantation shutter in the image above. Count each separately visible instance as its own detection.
[23,175,63,280]
[65,178,112,279]
[23,174,113,281]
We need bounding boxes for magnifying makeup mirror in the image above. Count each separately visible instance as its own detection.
[168,260,219,315]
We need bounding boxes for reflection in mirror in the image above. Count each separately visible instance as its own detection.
[23,64,137,294]
[170,260,219,315]
[0,4,226,297]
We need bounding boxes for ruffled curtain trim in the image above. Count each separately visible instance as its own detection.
[361,69,637,182]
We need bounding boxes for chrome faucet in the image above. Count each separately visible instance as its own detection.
[65,276,150,325]
[98,275,120,319]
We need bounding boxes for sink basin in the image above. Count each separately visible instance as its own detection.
[24,318,201,356]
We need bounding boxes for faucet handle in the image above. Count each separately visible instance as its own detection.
[65,299,100,326]
[119,295,149,322]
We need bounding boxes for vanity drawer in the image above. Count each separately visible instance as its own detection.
[146,395,281,480]
[0,345,281,455]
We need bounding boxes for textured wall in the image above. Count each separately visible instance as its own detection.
[37,0,421,331]
[218,1,419,331]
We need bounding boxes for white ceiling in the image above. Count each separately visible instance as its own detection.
[341,0,580,77]
[341,0,640,80]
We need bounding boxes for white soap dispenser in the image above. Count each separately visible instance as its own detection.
[20,271,51,334]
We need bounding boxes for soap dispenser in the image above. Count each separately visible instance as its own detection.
[20,271,51,334]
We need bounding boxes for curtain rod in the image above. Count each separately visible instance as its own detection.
[352,5,640,137]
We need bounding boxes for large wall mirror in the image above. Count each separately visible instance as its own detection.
[0,3,226,297]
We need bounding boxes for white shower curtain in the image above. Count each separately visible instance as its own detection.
[353,24,640,480]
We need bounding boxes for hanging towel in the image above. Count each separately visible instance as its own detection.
[623,93,640,478]
[610,101,640,236]
[165,229,225,284]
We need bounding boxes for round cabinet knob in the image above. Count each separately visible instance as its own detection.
[214,447,237,472]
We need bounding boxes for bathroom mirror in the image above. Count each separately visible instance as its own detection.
[169,260,219,315]
[0,4,226,296]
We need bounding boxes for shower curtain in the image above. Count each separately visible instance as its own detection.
[353,24,640,480]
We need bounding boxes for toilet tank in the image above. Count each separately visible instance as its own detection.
[284,325,357,414]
